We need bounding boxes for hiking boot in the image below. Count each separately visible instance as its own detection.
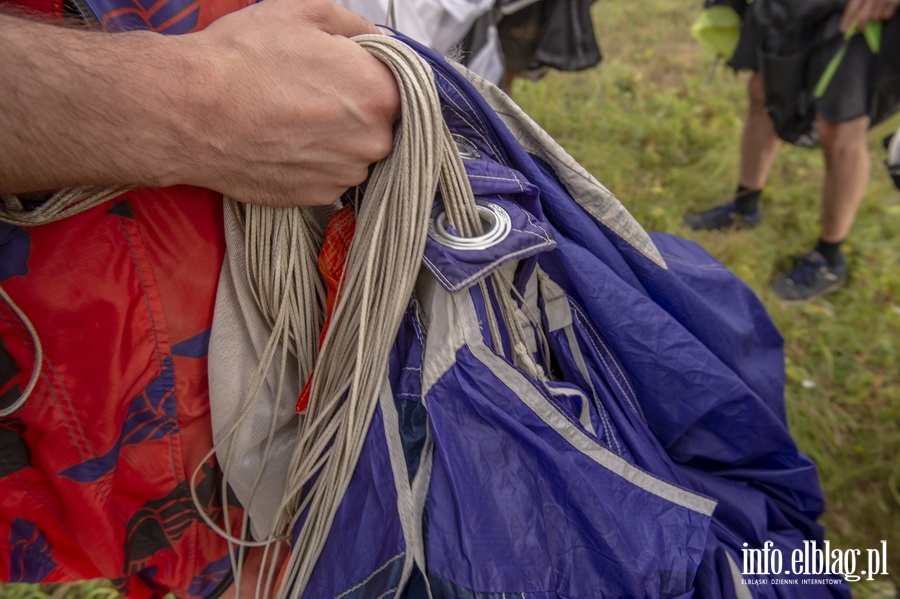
[770,250,846,304]
[682,201,762,231]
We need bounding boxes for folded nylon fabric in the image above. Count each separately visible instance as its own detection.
[207,34,849,599]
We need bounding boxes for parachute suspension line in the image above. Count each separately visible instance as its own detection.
[0,187,131,226]
[186,194,327,599]
[272,35,452,599]
[206,201,327,596]
[0,35,538,598]
[0,187,133,417]
[268,35,537,599]
[0,285,43,417]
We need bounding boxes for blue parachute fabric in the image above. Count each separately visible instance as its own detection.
[299,308,428,599]
[423,345,712,597]
[291,33,851,599]
[299,406,407,598]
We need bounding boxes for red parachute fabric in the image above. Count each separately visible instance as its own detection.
[296,205,356,413]
[0,0,258,590]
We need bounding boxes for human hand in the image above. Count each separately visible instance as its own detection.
[841,0,899,32]
[174,0,401,207]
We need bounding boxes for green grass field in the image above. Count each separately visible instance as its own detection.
[3,1,898,597]
[512,0,900,596]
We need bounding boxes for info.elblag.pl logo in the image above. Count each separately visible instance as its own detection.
[741,540,890,583]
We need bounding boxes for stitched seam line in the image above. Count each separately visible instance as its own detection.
[333,552,404,599]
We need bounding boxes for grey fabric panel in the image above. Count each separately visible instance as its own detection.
[727,552,755,599]
[416,274,469,395]
[207,204,301,540]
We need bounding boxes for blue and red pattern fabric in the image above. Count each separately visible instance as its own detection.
[82,0,250,34]
[0,0,255,592]
[0,189,237,598]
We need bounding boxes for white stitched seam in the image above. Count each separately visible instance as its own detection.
[333,553,404,599]
[447,241,556,293]
[571,303,646,422]
[434,71,506,162]
[422,255,454,289]
[467,174,526,193]
[375,586,399,599]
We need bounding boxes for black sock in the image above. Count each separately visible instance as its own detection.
[734,185,762,215]
[814,238,843,266]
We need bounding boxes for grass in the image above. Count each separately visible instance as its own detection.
[511,0,900,597]
[0,581,121,599]
[5,1,899,597]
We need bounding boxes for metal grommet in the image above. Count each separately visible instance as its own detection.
[428,200,512,250]
[451,134,481,160]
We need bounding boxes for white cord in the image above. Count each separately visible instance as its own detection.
[0,35,535,599]
[0,285,43,417]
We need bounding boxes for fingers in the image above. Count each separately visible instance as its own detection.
[841,0,896,31]
[856,0,896,29]
[841,0,864,32]
[317,1,380,37]
[191,0,398,209]
[860,0,880,29]
[226,160,377,208]
[880,0,899,21]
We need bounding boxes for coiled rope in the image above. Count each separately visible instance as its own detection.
[0,187,130,226]
[272,35,480,599]
[265,35,544,599]
[0,34,539,599]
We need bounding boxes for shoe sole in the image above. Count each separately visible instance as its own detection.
[774,279,845,305]
[682,215,761,232]
[683,221,760,232]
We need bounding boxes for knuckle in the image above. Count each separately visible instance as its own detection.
[298,185,338,207]
[299,0,330,25]
[366,129,394,162]
[378,135,395,160]
[345,166,371,187]
[308,193,339,207]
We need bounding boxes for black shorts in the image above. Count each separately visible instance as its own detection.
[729,8,876,123]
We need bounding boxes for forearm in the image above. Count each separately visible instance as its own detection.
[0,0,399,207]
[0,14,203,194]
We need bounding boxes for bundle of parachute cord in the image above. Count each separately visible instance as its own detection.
[0,35,544,598]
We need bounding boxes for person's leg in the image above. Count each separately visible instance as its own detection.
[739,71,782,192]
[818,114,871,244]
[770,114,869,303]
[684,72,781,230]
